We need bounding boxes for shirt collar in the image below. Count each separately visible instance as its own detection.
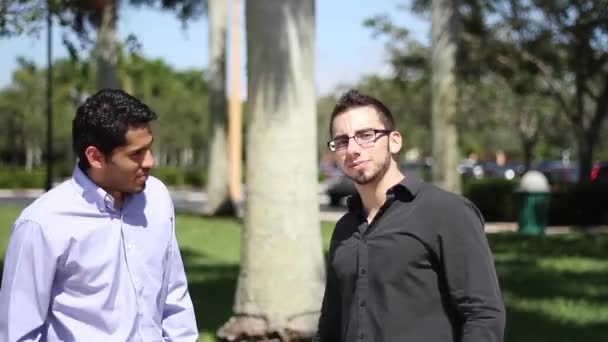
[71,165,119,213]
[346,173,423,213]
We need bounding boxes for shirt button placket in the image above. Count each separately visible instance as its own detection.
[357,230,369,342]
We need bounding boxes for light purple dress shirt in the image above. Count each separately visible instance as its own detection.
[0,166,198,341]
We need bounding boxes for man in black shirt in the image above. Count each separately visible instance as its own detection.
[315,90,505,342]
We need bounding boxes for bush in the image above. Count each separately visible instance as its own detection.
[151,167,206,188]
[463,178,608,225]
[0,167,207,189]
[0,169,46,189]
[463,178,518,222]
[548,183,608,225]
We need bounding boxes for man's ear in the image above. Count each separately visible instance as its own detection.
[389,131,403,155]
[84,146,106,169]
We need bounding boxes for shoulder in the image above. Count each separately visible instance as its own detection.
[11,182,75,251]
[415,182,484,231]
[18,180,77,225]
[143,176,172,200]
[6,218,62,255]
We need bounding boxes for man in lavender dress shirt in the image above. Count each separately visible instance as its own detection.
[0,89,198,341]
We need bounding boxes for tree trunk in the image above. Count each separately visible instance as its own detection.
[25,144,34,171]
[431,0,461,194]
[576,129,596,184]
[517,112,538,173]
[521,138,534,173]
[206,0,234,215]
[96,0,119,89]
[218,0,325,340]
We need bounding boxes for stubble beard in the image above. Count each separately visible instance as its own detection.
[351,149,391,186]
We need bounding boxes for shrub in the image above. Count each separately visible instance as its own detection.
[463,178,608,225]
[151,167,206,188]
[548,183,608,225]
[463,178,518,222]
[0,169,46,189]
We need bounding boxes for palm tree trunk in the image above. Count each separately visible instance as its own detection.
[218,0,324,340]
[431,0,461,194]
[205,0,234,215]
[96,0,119,89]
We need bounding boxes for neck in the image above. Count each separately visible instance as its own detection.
[355,162,405,221]
[109,190,125,209]
[86,169,124,209]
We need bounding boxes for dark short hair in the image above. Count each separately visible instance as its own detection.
[329,89,395,138]
[73,89,157,169]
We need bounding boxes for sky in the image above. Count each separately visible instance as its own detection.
[0,0,429,96]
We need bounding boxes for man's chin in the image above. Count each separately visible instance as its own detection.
[351,171,377,185]
[129,183,147,194]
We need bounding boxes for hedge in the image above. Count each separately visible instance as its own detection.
[463,179,608,226]
[463,178,518,222]
[0,169,46,189]
[0,167,206,189]
[150,167,206,187]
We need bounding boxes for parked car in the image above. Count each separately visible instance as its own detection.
[459,160,525,180]
[534,160,579,184]
[324,161,431,207]
[323,170,355,207]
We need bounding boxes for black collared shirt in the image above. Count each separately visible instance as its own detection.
[315,175,505,342]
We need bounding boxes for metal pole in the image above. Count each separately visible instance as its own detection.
[45,2,54,191]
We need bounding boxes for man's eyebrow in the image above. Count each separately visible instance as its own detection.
[354,127,374,134]
[334,127,374,138]
[128,138,154,153]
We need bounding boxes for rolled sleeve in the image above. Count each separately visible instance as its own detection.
[161,215,198,342]
[0,220,57,342]
[439,199,506,342]
[314,244,341,342]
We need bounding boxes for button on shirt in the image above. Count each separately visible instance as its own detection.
[0,167,198,341]
[315,175,505,342]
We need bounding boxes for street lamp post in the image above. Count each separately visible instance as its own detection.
[45,1,54,191]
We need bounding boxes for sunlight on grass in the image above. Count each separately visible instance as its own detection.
[504,292,608,324]
[537,257,608,273]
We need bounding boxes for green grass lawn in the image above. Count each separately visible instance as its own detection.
[1,206,607,341]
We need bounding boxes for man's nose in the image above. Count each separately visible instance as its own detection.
[345,137,362,155]
[142,150,155,169]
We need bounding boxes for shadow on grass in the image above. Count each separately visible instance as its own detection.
[488,233,608,259]
[497,258,608,304]
[505,305,608,342]
[180,247,239,338]
[489,234,608,302]
[488,233,608,341]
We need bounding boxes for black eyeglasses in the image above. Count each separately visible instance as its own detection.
[327,128,393,152]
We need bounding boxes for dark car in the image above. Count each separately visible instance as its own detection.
[323,170,355,207]
[534,160,579,184]
[459,160,525,180]
[324,161,431,207]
